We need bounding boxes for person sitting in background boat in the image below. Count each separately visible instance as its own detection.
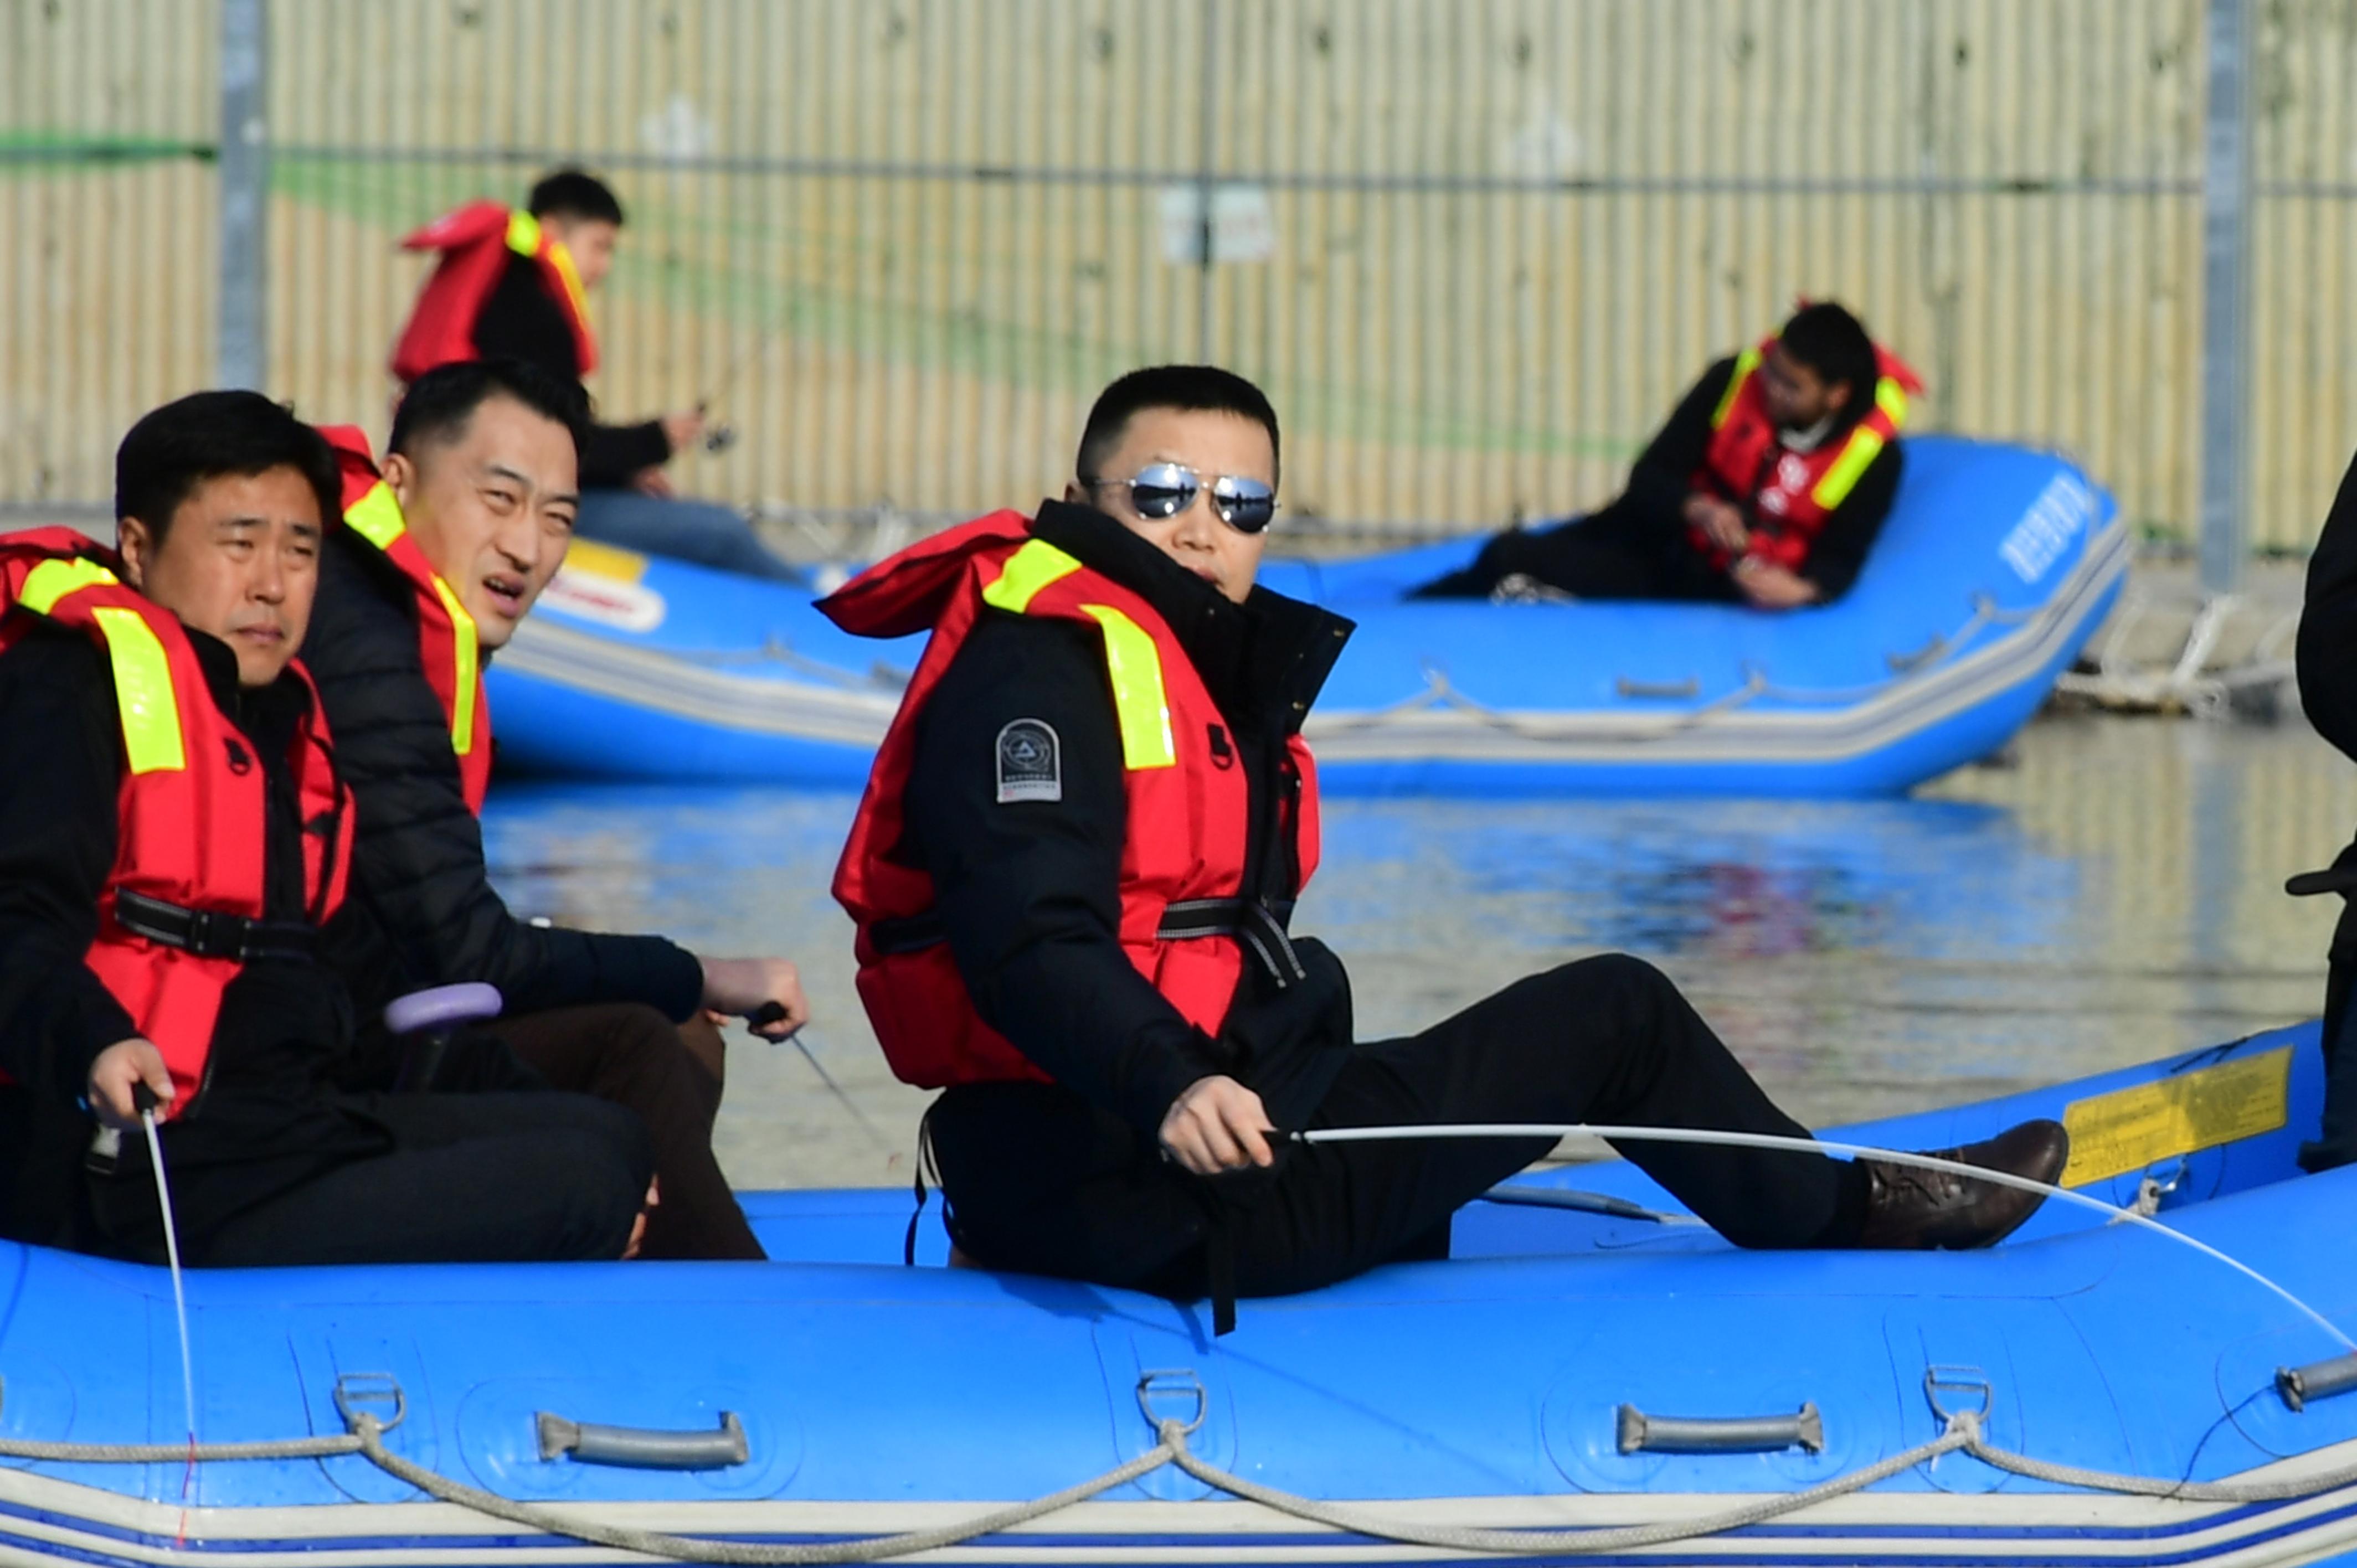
[390,167,799,582]
[1414,301,1917,608]
[2289,447,2357,1172]
[0,391,653,1264]
[822,363,2068,1327]
[301,360,806,1260]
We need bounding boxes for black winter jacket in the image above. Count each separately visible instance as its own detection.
[0,625,380,1250]
[304,527,703,1080]
[903,502,1356,1144]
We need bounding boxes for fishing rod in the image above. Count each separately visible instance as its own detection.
[1295,1121,2357,1357]
[133,1083,199,1459]
[691,324,794,455]
[745,1003,893,1151]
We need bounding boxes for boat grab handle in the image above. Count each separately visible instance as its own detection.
[1617,1401,1823,1455]
[1614,677,1702,700]
[537,1411,748,1469]
[2277,1353,2357,1411]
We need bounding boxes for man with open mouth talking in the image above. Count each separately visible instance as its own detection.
[824,364,2070,1330]
[300,359,805,1260]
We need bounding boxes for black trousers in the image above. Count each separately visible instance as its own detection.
[1413,503,1738,604]
[932,954,1865,1301]
[487,1004,765,1260]
[184,1092,653,1267]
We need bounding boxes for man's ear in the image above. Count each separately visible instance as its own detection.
[116,517,155,590]
[1825,379,1854,415]
[383,451,418,511]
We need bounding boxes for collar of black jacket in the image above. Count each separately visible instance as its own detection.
[183,626,312,755]
[1027,499,1354,736]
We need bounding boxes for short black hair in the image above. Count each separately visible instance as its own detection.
[527,167,625,227]
[1077,365,1282,485]
[1777,301,1880,412]
[114,390,340,541]
[388,358,590,465]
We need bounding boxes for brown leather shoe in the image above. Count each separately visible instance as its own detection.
[1856,1118,2070,1250]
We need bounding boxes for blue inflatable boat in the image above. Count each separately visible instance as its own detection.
[487,436,2127,797]
[2,1024,2353,1567]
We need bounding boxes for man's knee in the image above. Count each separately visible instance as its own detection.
[1553,952,1677,1010]
[531,1097,655,1259]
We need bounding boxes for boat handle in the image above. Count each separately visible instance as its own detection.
[537,1411,748,1469]
[1617,1401,1823,1454]
[2277,1353,2357,1411]
[1615,677,1701,700]
[1886,633,1947,673]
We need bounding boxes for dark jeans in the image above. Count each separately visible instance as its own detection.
[1413,502,1738,603]
[931,954,1865,1300]
[194,1091,652,1266]
[574,489,802,582]
[487,1004,764,1260]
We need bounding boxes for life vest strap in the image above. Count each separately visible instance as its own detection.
[113,888,319,964]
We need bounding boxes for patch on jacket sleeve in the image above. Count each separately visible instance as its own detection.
[995,718,1062,803]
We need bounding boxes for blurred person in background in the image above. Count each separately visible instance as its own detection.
[303,360,809,1260]
[391,167,798,581]
[1416,301,1917,610]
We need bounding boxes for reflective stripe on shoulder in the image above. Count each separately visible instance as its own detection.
[87,606,186,775]
[504,209,542,257]
[1077,604,1177,771]
[18,556,119,615]
[344,481,408,549]
[428,579,481,756]
[1812,426,1887,510]
[1711,346,1763,430]
[980,538,1083,613]
[1874,374,1910,427]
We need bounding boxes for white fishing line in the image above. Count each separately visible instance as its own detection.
[1298,1122,2357,1355]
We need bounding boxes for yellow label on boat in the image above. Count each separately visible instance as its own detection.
[2060,1046,2291,1186]
[561,539,649,583]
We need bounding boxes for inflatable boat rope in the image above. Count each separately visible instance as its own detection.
[3,1135,2353,1564]
[1320,592,2043,746]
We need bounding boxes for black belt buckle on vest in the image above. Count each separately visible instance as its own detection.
[112,888,318,963]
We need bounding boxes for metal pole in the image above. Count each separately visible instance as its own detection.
[2199,0,2253,595]
[1195,0,1218,360]
[218,0,269,391]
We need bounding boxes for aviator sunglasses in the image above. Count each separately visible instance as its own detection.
[1087,461,1279,534]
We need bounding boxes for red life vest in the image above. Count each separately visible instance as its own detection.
[822,513,1322,1090]
[1689,334,1923,574]
[0,530,352,1116]
[317,426,494,814]
[389,200,598,384]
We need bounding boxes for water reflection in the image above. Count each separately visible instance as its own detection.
[479,715,2357,1189]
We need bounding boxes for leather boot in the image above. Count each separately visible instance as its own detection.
[1856,1118,2070,1250]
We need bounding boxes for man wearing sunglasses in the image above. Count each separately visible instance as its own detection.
[824,364,2066,1328]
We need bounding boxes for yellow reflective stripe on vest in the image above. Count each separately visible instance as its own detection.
[87,606,186,775]
[1812,428,1887,510]
[19,556,120,615]
[1711,346,1763,431]
[344,481,408,549]
[980,538,1083,613]
[430,578,481,756]
[505,209,543,257]
[344,480,477,756]
[1810,375,1908,509]
[1874,374,1909,426]
[1078,604,1177,770]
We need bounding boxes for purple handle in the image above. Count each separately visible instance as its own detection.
[384,982,503,1037]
